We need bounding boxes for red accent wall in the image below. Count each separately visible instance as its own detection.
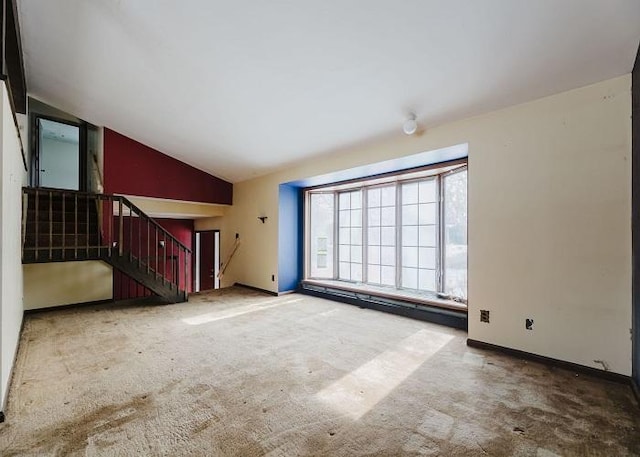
[104,128,232,204]
[113,218,194,300]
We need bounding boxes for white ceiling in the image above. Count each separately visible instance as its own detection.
[18,1,640,182]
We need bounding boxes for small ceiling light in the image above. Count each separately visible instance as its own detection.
[402,113,418,135]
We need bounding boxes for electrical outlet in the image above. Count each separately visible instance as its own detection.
[525,319,534,330]
[480,310,490,323]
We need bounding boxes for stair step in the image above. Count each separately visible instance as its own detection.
[105,254,186,303]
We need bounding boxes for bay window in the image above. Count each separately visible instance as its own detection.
[305,162,467,303]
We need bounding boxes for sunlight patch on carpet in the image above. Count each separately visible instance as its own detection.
[182,298,303,325]
[316,329,454,419]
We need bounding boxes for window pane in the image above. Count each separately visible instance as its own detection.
[402,247,418,268]
[402,267,418,289]
[419,247,436,269]
[381,266,395,286]
[419,179,437,203]
[368,264,381,283]
[418,203,436,225]
[339,244,350,261]
[368,188,381,207]
[381,227,395,246]
[368,207,381,226]
[351,263,362,281]
[418,269,436,291]
[381,186,396,206]
[339,192,350,209]
[402,204,418,225]
[309,193,334,278]
[402,226,418,246]
[339,262,350,279]
[351,191,362,209]
[351,228,362,245]
[339,228,350,243]
[444,169,468,299]
[381,207,395,226]
[351,209,362,227]
[402,182,419,204]
[351,246,362,263]
[368,227,380,245]
[368,246,380,264]
[418,225,436,247]
[380,246,395,266]
[339,210,350,227]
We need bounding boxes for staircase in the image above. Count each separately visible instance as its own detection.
[22,188,190,303]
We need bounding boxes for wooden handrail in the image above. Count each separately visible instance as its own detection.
[119,195,191,253]
[218,237,240,279]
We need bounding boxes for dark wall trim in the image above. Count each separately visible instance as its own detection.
[301,282,467,330]
[24,299,115,314]
[632,379,640,406]
[467,339,633,387]
[233,282,279,296]
[1,0,26,113]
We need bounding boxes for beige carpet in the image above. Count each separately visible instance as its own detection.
[0,286,638,456]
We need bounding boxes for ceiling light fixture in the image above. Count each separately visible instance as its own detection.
[402,113,418,135]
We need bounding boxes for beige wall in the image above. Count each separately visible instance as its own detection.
[23,261,113,310]
[211,75,632,375]
[0,82,28,407]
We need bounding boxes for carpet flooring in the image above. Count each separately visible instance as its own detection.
[0,286,638,456]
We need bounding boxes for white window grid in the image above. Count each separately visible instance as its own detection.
[305,165,467,298]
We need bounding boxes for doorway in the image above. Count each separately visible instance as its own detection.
[195,230,220,292]
[33,116,86,190]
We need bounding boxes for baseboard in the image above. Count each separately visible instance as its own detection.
[467,339,631,385]
[1,315,27,423]
[277,289,298,296]
[23,295,170,314]
[24,298,115,314]
[234,283,279,296]
[301,283,467,330]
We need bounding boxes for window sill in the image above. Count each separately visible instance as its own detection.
[302,279,467,313]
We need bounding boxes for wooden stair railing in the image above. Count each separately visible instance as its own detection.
[22,187,191,303]
[218,237,240,280]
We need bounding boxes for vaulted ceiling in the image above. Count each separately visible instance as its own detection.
[17,1,640,182]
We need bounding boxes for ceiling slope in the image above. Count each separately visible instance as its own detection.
[17,0,640,182]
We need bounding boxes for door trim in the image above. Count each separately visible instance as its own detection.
[194,230,221,292]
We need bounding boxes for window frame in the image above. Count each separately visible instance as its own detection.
[304,160,467,300]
